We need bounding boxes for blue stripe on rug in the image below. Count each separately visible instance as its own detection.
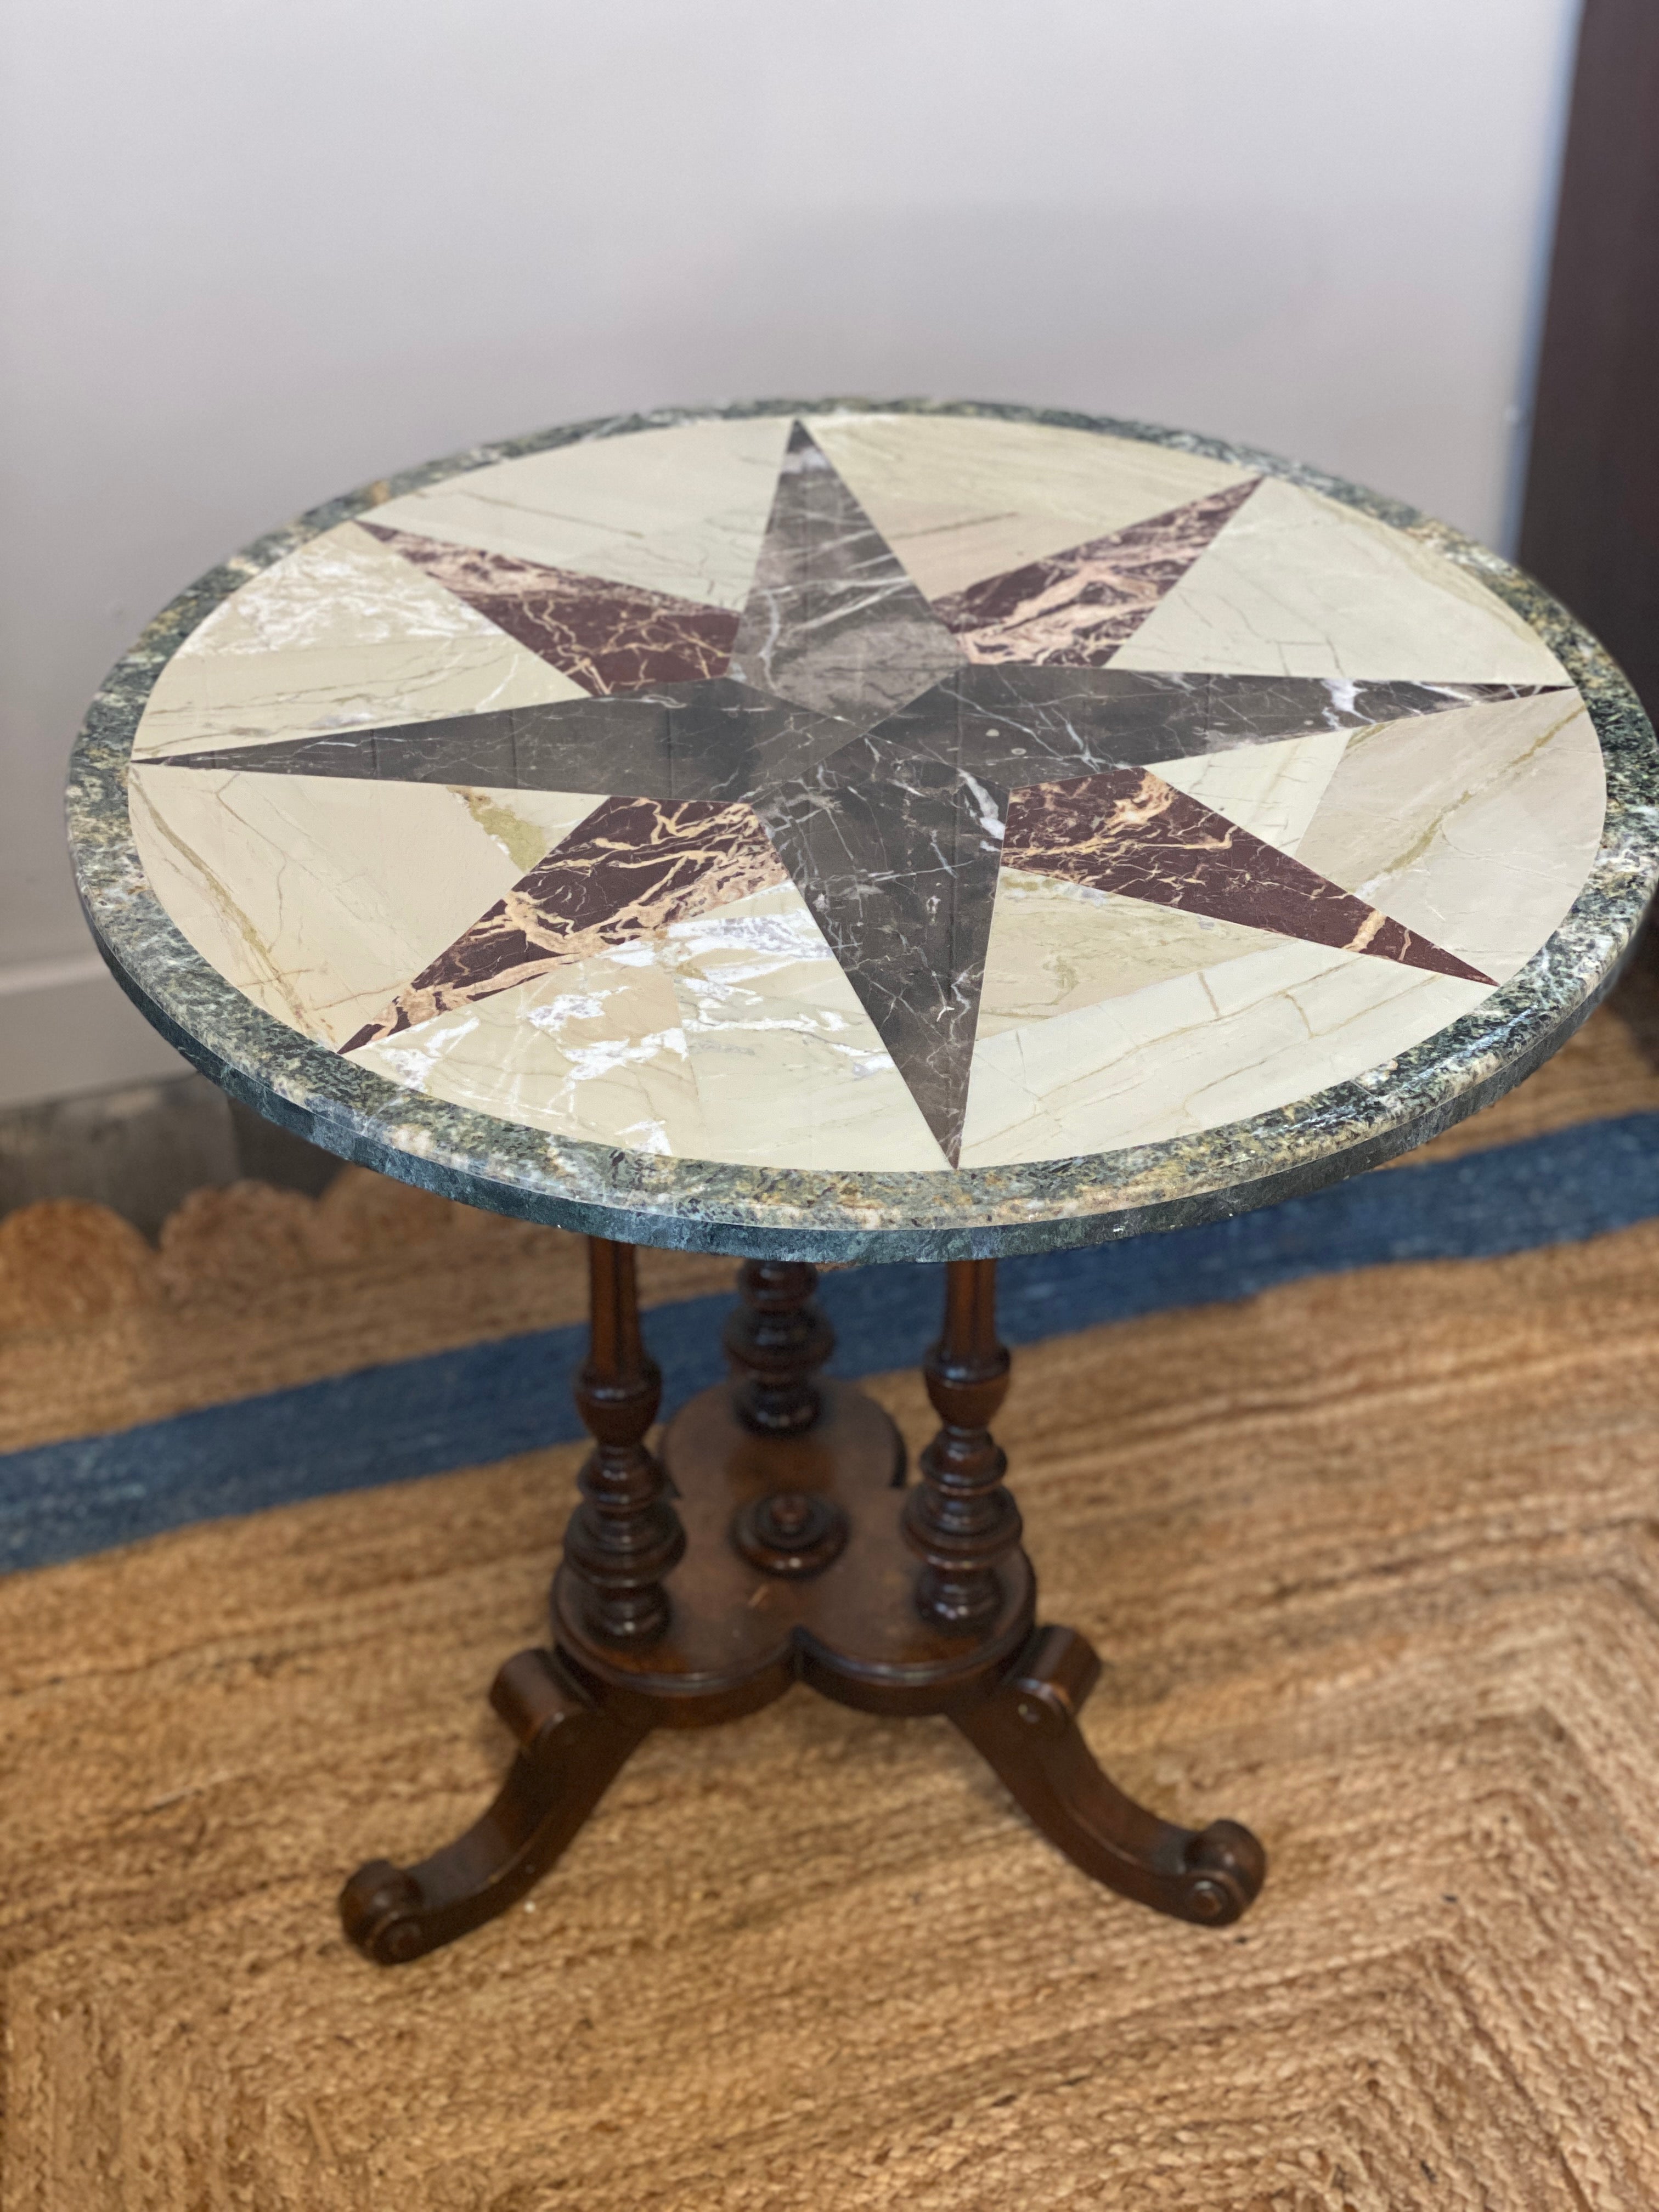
[7,1108,1659,1575]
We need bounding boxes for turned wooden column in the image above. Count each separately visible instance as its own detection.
[723,1261,834,1435]
[903,1260,1023,1629]
[561,1239,686,1642]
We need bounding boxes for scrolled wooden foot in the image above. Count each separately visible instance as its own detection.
[952,1626,1266,1928]
[340,1648,650,1965]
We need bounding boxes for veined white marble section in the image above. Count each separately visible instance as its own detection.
[1154,729,1354,854]
[663,883,949,1170]
[344,879,950,1171]
[1115,476,1569,685]
[978,880,1285,1037]
[347,949,706,1160]
[960,939,1491,1169]
[1296,690,1605,986]
[364,416,793,609]
[805,413,1252,601]
[132,523,583,760]
[129,765,599,1049]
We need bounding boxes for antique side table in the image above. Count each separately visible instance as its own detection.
[67,400,1659,1965]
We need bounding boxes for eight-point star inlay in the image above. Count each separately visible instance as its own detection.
[151,421,1558,1162]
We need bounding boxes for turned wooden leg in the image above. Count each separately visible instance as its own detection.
[901,1266,1265,1927]
[342,1238,684,1962]
[561,1239,686,1644]
[341,1650,651,1963]
[903,1259,1024,1629]
[723,1260,834,1435]
[953,1626,1266,1926]
[722,1259,855,1573]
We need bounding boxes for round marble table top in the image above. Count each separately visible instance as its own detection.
[69,400,1659,1260]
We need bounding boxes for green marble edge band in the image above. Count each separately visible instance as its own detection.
[66,398,1659,1264]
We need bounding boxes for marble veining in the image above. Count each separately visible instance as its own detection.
[728,421,965,725]
[1154,729,1353,854]
[351,945,704,1161]
[362,526,739,693]
[977,878,1286,1037]
[66,399,1659,1260]
[1002,769,1492,983]
[131,521,585,760]
[360,414,793,610]
[804,413,1254,602]
[934,479,1261,665]
[145,680,854,807]
[1116,473,1570,685]
[960,936,1494,1169]
[1295,690,1605,987]
[126,765,595,1051]
[344,795,786,1049]
[660,885,948,1172]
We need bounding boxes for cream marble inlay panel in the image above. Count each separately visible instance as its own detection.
[978,882,1283,1037]
[960,938,1491,1169]
[130,765,600,1049]
[662,883,949,1171]
[347,947,706,1160]
[132,522,583,761]
[343,881,951,1172]
[805,413,1252,601]
[1154,729,1355,854]
[1295,691,1605,985]
[1115,476,1569,685]
[364,416,794,610]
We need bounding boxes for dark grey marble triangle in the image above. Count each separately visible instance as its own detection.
[144,707,670,797]
[827,670,1570,789]
[757,747,1007,1166]
[727,420,965,727]
[143,681,855,806]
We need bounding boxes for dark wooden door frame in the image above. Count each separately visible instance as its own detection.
[1520,0,1659,718]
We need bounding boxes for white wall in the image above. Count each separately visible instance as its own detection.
[0,0,1581,1105]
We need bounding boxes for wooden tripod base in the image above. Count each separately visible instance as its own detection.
[341,1261,1265,1966]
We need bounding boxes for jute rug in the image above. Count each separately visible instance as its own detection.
[4,984,1659,2207]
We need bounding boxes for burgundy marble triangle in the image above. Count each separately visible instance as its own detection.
[342,793,787,1050]
[362,525,740,694]
[931,478,1261,667]
[1002,768,1494,983]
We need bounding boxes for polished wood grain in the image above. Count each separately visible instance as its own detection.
[904,1257,1024,1630]
[559,1238,685,1643]
[341,1244,1266,1962]
[723,1260,835,1436]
